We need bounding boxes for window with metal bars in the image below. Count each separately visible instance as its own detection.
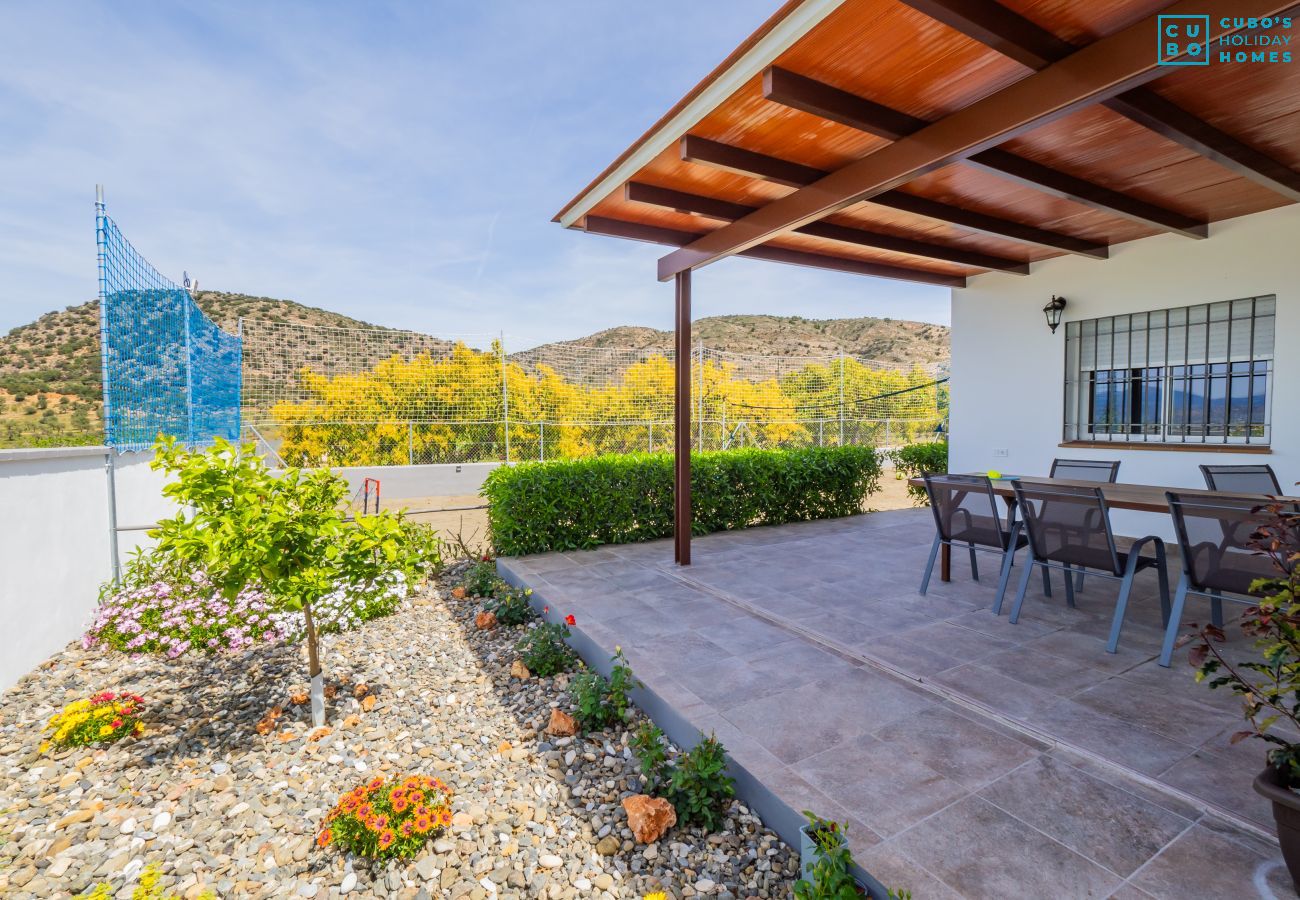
[1064,296,1274,445]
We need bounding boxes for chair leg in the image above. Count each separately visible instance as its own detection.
[1156,545,1171,628]
[1062,563,1077,608]
[1159,575,1191,668]
[1106,555,1143,654]
[920,534,941,596]
[1210,590,1224,628]
[1041,566,1053,598]
[1009,556,1037,625]
[1074,569,1085,593]
[969,543,979,582]
[992,524,1021,616]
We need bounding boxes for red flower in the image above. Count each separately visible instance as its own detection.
[543,606,549,614]
[564,614,576,626]
[111,719,123,728]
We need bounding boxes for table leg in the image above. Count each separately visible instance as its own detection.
[940,543,951,582]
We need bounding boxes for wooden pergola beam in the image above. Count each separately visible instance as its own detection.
[679,135,1109,258]
[657,0,1287,281]
[898,0,1300,203]
[626,181,1030,273]
[583,215,966,287]
[763,66,1208,238]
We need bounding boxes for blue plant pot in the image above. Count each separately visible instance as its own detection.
[800,823,847,880]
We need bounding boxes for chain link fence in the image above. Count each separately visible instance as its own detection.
[239,321,947,466]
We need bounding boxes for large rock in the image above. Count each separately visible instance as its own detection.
[546,709,577,737]
[622,795,676,844]
[474,611,498,630]
[509,660,530,680]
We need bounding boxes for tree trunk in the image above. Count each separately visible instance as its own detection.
[303,601,325,727]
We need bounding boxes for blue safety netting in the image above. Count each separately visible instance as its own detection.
[98,214,241,450]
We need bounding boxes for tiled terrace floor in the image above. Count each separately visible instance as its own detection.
[500,509,1296,900]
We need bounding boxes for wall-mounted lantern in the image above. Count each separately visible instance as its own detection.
[1043,295,1067,334]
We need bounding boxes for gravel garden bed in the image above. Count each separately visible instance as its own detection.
[0,560,798,899]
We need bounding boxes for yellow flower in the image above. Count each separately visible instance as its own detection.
[99,726,113,737]
[644,893,668,900]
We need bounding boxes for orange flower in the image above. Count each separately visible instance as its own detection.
[408,789,425,805]
[414,814,432,833]
[366,777,384,792]
[374,814,390,831]
[400,820,415,838]
[378,829,395,849]
[316,828,332,848]
[392,796,409,813]
[436,809,452,828]
[357,803,373,819]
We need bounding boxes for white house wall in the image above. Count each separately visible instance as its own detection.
[950,203,1300,539]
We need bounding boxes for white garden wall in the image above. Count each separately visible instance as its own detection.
[950,203,1300,538]
[0,448,167,690]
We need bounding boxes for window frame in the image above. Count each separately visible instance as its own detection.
[1063,296,1274,447]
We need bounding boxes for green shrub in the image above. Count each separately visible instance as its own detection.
[487,585,537,627]
[631,720,670,789]
[462,557,502,598]
[570,648,640,733]
[516,621,574,677]
[483,446,881,556]
[664,732,735,831]
[889,440,948,503]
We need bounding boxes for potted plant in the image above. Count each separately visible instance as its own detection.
[798,810,849,883]
[1190,502,1300,887]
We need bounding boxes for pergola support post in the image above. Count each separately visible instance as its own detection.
[674,269,692,565]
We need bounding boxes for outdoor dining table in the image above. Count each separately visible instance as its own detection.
[906,475,1300,582]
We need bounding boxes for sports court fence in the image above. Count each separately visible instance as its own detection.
[96,190,241,451]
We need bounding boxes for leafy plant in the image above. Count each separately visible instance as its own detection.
[487,585,537,627]
[319,773,453,861]
[41,692,145,752]
[888,440,948,504]
[98,437,440,725]
[516,620,574,677]
[81,863,213,899]
[631,720,670,789]
[664,732,735,831]
[463,556,502,598]
[484,446,882,556]
[1190,502,1300,784]
[570,648,641,733]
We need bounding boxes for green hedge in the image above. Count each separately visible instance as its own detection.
[889,440,948,502]
[483,445,882,556]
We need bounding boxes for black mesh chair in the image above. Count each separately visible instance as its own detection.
[1200,464,1283,495]
[1159,492,1293,667]
[919,473,1033,610]
[1048,459,1120,593]
[1050,458,1121,482]
[1009,481,1170,653]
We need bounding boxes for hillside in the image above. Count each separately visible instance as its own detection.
[0,293,948,448]
[513,315,949,371]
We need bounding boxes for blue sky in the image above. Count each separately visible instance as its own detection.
[0,1,949,349]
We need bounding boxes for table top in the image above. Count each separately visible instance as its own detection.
[906,474,1300,513]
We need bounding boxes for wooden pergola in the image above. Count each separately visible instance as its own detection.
[554,0,1300,565]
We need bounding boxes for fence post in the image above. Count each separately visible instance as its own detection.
[408,421,414,465]
[500,332,510,463]
[696,344,704,451]
[104,450,121,587]
[95,185,113,450]
[838,352,846,447]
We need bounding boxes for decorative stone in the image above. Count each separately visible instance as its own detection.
[538,853,562,869]
[451,586,467,599]
[474,611,498,630]
[509,660,530,680]
[546,709,577,737]
[596,835,620,856]
[622,795,676,844]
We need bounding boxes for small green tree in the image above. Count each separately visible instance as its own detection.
[149,436,420,725]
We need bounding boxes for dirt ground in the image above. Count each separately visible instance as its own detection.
[373,467,918,553]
